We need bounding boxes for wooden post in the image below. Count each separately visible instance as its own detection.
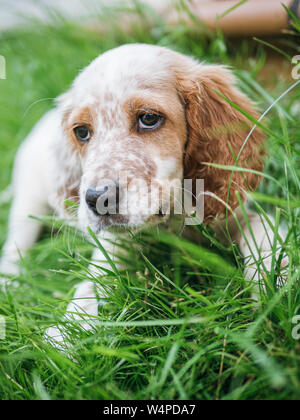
[165,0,300,37]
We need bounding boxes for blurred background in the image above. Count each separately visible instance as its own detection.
[0,0,298,34]
[0,0,299,401]
[0,0,168,30]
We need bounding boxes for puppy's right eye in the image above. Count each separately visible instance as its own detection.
[74,125,91,143]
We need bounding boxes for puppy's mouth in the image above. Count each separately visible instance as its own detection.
[92,214,130,232]
[89,209,168,233]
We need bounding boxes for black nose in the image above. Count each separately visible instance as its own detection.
[85,183,119,216]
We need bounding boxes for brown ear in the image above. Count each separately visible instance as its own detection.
[176,63,265,223]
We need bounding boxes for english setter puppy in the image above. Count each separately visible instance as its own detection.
[0,44,288,347]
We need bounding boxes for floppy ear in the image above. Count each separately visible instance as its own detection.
[176,63,265,223]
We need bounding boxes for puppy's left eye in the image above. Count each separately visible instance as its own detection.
[74,125,91,143]
[138,113,163,130]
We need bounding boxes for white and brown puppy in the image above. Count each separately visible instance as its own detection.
[0,44,288,346]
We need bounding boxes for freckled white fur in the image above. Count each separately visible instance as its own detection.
[0,44,289,349]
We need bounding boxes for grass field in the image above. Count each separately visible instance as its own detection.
[0,3,299,400]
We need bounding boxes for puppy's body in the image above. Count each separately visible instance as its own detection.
[0,44,288,347]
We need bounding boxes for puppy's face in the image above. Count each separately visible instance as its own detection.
[61,44,264,233]
[63,45,187,232]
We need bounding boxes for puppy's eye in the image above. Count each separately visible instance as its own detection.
[138,113,162,130]
[74,125,91,142]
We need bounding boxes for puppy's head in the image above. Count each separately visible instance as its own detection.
[59,44,264,233]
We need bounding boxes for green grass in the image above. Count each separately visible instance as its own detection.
[0,4,300,400]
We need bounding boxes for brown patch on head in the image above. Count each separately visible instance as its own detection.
[175,62,266,222]
[63,105,97,154]
[124,92,187,161]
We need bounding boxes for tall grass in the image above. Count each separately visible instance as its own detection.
[0,3,299,400]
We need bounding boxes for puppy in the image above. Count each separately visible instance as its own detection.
[0,44,288,347]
